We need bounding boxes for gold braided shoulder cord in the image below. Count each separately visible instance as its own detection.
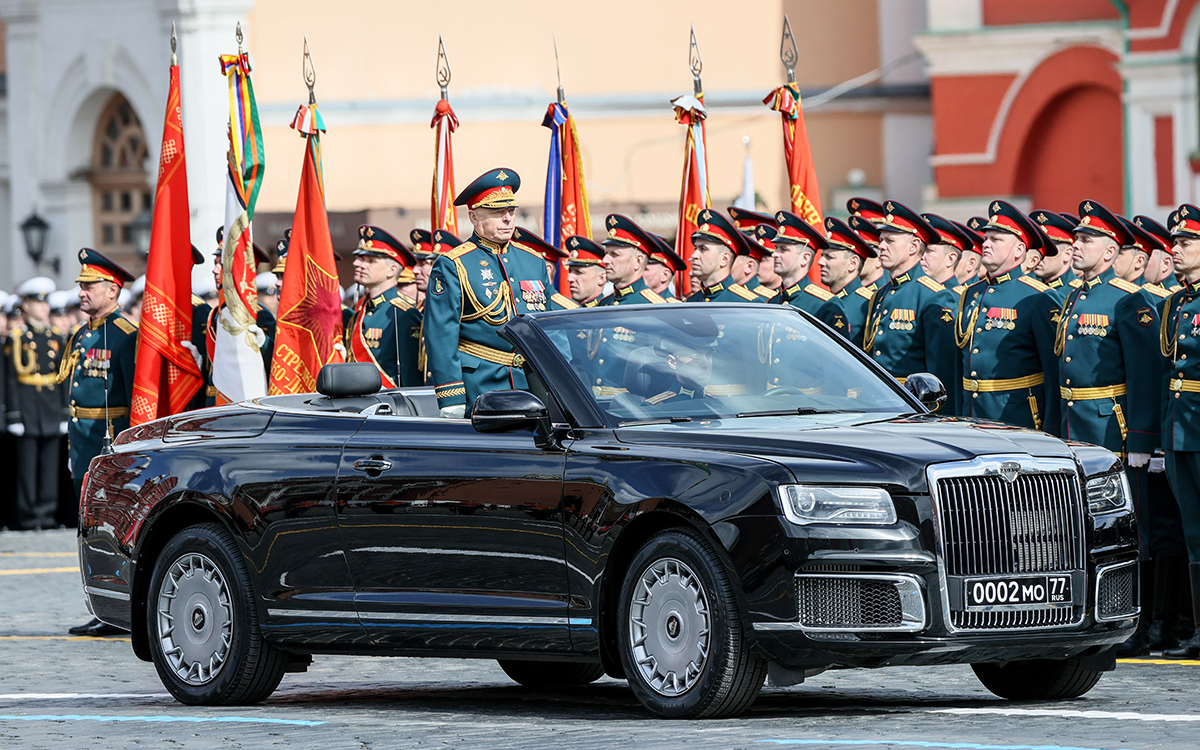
[11,328,37,377]
[953,289,980,350]
[1053,289,1079,357]
[454,256,513,325]
[1161,291,1183,359]
[55,328,84,385]
[862,290,884,353]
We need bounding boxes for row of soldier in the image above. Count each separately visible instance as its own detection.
[23,165,1200,654]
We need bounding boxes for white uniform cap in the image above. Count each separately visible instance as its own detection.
[66,286,82,308]
[4,293,21,314]
[193,276,217,298]
[48,290,72,312]
[129,274,146,298]
[118,288,132,309]
[16,276,56,300]
[255,271,279,295]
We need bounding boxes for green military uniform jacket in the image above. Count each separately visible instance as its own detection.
[863,264,957,398]
[744,278,778,301]
[688,275,763,303]
[350,286,423,387]
[424,233,551,411]
[768,278,833,314]
[599,277,664,307]
[1056,268,1160,455]
[1159,280,1200,451]
[58,309,137,481]
[815,278,878,349]
[954,269,1061,431]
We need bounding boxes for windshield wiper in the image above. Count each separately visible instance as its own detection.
[734,407,864,418]
[618,416,695,426]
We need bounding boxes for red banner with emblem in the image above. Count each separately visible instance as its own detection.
[431,99,459,235]
[673,93,710,298]
[130,63,202,425]
[765,82,824,283]
[542,102,592,295]
[269,102,345,395]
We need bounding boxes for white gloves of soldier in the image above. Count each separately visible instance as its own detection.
[6,423,24,437]
[1126,452,1150,469]
[1150,455,1166,474]
[248,324,267,348]
[180,340,203,369]
[333,342,347,358]
[439,404,466,419]
[58,421,68,435]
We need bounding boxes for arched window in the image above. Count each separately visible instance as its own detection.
[91,93,151,268]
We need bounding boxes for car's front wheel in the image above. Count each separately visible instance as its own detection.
[972,657,1105,700]
[147,523,287,705]
[617,528,766,718]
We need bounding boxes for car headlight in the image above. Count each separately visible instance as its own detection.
[1086,472,1131,515]
[777,485,896,525]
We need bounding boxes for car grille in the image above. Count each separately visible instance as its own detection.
[951,607,1078,630]
[936,472,1085,577]
[796,577,902,629]
[1097,562,1138,621]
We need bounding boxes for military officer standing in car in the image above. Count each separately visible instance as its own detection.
[954,201,1060,431]
[424,168,551,418]
[5,277,67,531]
[348,225,423,387]
[862,201,957,401]
[60,249,136,637]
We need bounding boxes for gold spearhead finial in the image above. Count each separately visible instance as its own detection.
[437,35,452,100]
[689,24,703,95]
[236,21,243,55]
[553,35,565,105]
[303,34,316,104]
[170,21,177,66]
[780,14,798,84]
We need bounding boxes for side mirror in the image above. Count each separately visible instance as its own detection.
[471,390,550,434]
[904,372,947,411]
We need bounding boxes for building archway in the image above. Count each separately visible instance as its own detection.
[89,93,151,272]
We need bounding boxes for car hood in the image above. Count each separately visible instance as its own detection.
[614,412,1079,490]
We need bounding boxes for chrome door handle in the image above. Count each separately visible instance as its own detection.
[352,458,393,473]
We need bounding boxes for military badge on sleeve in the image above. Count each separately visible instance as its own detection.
[1137,307,1153,327]
[431,273,447,296]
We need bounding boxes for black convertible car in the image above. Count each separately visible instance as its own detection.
[79,304,1138,718]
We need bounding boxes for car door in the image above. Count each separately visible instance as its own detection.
[335,414,572,653]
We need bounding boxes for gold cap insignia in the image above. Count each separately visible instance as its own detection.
[608,216,617,227]
[1036,213,1047,223]
[608,227,618,237]
[992,202,1001,213]
[885,214,894,223]
[1084,201,1094,212]
[496,171,508,182]
[885,201,895,212]
[1082,216,1092,225]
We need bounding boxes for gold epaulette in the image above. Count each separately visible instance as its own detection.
[552,293,580,309]
[1170,284,1184,293]
[191,294,205,306]
[443,243,474,261]
[1142,283,1171,298]
[390,294,415,310]
[665,297,681,303]
[1069,278,1084,288]
[1110,277,1143,294]
[917,276,945,292]
[644,391,677,405]
[1018,275,1050,292]
[952,284,966,295]
[641,289,666,304]
[729,284,758,301]
[754,286,776,299]
[804,285,835,301]
[114,316,138,334]
[854,286,874,299]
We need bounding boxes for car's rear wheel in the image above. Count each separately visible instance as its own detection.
[972,657,1105,700]
[497,660,606,687]
[617,528,766,718]
[147,523,287,705]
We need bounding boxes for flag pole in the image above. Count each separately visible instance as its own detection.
[780,14,797,85]
[690,24,703,96]
[437,36,451,101]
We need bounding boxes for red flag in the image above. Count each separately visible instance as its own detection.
[431,99,459,235]
[268,102,344,395]
[673,93,710,298]
[542,102,592,294]
[130,62,201,425]
[765,82,824,282]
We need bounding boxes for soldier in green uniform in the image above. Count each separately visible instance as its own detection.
[1137,215,1182,299]
[61,248,136,637]
[953,220,984,292]
[642,234,686,301]
[849,215,888,290]
[511,227,580,310]
[1158,203,1200,658]
[1029,211,1076,303]
[953,201,1060,431]
[424,168,552,418]
[862,200,957,395]
[600,214,667,306]
[566,236,607,307]
[728,207,783,300]
[767,211,833,312]
[348,225,422,387]
[815,217,876,347]
[919,213,963,286]
[686,209,764,304]
[5,277,66,530]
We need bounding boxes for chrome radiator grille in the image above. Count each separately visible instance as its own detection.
[935,472,1085,577]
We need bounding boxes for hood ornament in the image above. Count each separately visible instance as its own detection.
[998,461,1021,483]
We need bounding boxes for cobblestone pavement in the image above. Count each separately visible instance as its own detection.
[3,529,1198,750]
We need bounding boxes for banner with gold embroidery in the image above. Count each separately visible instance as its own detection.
[431,99,459,236]
[542,101,591,295]
[673,93,710,298]
[764,82,824,283]
[131,58,202,425]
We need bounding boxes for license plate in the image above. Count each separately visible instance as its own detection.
[964,575,1071,608]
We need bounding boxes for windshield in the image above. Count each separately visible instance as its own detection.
[533,305,913,424]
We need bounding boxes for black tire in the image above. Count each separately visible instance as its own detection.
[616,528,766,719]
[498,660,606,687]
[146,523,287,705]
[972,657,1105,700]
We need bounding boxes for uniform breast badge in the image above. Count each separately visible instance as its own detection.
[985,307,1017,331]
[1079,313,1110,337]
[519,280,547,312]
[1191,313,1200,338]
[888,309,914,331]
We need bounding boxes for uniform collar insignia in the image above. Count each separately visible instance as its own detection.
[785,283,801,295]
[707,281,724,294]
[1086,276,1103,289]
[679,387,695,398]
[893,272,910,285]
[990,272,1010,285]
[616,284,634,296]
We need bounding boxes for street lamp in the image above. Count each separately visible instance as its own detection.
[20,208,57,274]
[131,209,153,258]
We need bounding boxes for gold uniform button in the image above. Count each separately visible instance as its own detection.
[972,393,978,399]
[1065,357,1071,363]
[875,351,882,356]
[972,349,979,354]
[1068,401,1074,406]
[970,371,977,377]
[595,379,602,385]
[1068,335,1074,340]
[597,359,604,365]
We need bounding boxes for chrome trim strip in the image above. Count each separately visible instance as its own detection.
[265,608,589,627]
[267,608,358,620]
[1095,559,1140,622]
[926,454,1086,634]
[84,586,131,602]
[754,573,926,633]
